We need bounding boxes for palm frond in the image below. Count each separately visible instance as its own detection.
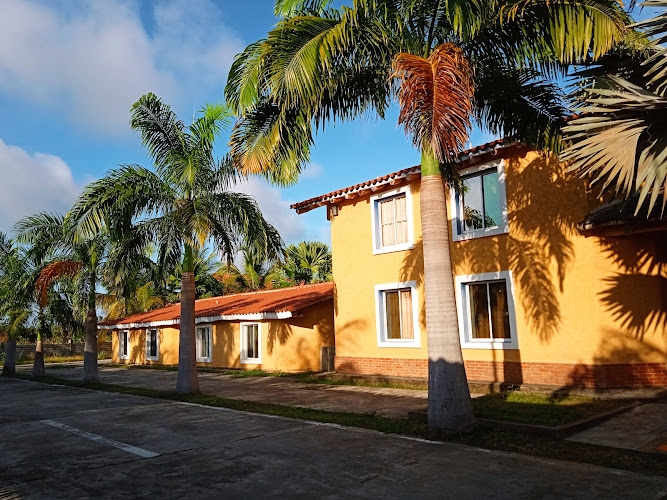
[632,0,667,95]
[392,43,474,162]
[35,260,84,307]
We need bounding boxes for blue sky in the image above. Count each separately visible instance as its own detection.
[0,0,655,247]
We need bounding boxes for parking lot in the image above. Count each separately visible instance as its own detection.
[1,378,665,499]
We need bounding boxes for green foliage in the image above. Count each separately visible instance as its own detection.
[561,0,667,213]
[281,241,332,284]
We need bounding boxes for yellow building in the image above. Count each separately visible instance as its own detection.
[100,283,335,373]
[292,140,666,388]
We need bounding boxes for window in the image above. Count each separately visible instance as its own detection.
[451,159,508,241]
[119,330,129,359]
[196,325,212,363]
[371,186,414,254]
[375,281,420,347]
[241,323,261,364]
[455,271,518,349]
[146,329,159,361]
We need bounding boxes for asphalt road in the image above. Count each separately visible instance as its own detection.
[1,378,665,499]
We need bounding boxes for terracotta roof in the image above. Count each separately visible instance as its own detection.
[99,282,334,329]
[291,138,516,213]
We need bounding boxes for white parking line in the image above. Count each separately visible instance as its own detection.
[41,419,159,458]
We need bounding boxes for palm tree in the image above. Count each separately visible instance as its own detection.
[99,282,164,320]
[561,0,667,213]
[282,241,332,284]
[225,0,632,431]
[70,94,283,394]
[15,213,106,383]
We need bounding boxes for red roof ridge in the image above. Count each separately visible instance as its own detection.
[291,138,517,213]
[194,281,333,303]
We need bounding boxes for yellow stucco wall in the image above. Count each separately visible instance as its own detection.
[111,300,335,372]
[330,148,666,366]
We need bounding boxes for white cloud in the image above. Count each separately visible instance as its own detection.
[234,177,307,245]
[0,139,82,232]
[0,0,244,136]
[301,162,324,179]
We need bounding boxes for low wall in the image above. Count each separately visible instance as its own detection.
[5,342,113,359]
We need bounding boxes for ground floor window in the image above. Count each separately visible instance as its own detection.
[375,281,420,348]
[119,330,129,359]
[146,328,158,361]
[196,325,212,363]
[241,323,261,364]
[455,271,518,349]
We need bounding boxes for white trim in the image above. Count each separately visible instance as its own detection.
[145,328,159,362]
[99,311,293,330]
[451,159,509,242]
[370,185,415,255]
[240,322,262,364]
[195,324,212,363]
[454,271,519,350]
[118,330,129,360]
[374,281,421,348]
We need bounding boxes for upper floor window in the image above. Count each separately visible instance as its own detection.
[371,186,414,255]
[455,271,518,350]
[196,325,212,363]
[451,159,509,241]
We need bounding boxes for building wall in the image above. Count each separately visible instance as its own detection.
[330,148,667,387]
[111,299,335,372]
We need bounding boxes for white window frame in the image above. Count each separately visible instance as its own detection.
[240,322,262,364]
[119,330,129,360]
[451,159,509,242]
[455,271,519,350]
[375,281,421,348]
[196,324,212,363]
[370,185,415,255]
[145,328,159,362]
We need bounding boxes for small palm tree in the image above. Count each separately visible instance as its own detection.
[99,282,164,320]
[561,0,667,213]
[15,213,106,383]
[70,94,283,394]
[282,241,332,284]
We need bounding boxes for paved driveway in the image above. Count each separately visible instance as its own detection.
[1,378,666,499]
[17,363,429,418]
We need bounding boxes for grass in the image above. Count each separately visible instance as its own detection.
[472,392,630,426]
[11,373,666,478]
[295,374,428,390]
[15,353,111,365]
[125,364,297,378]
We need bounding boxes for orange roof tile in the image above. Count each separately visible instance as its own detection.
[99,282,333,329]
[291,138,517,213]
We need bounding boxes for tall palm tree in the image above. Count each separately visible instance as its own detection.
[70,94,283,394]
[561,0,667,213]
[282,241,332,284]
[15,213,106,383]
[225,0,632,431]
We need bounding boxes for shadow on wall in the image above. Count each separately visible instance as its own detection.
[556,328,667,395]
[267,323,293,355]
[129,330,144,364]
[329,319,365,372]
[597,235,667,341]
[214,323,237,367]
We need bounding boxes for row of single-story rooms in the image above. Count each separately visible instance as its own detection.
[99,283,335,372]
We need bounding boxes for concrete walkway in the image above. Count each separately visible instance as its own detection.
[17,363,430,419]
[568,403,667,453]
[2,378,665,498]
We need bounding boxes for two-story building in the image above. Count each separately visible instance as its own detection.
[291,139,666,388]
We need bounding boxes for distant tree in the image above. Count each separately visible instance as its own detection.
[70,94,283,394]
[281,241,332,284]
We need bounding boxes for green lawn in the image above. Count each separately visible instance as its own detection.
[472,392,630,426]
[15,353,111,365]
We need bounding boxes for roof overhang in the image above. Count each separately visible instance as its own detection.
[100,311,294,330]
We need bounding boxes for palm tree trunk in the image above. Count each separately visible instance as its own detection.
[32,325,45,378]
[420,150,475,432]
[176,269,200,394]
[83,273,99,384]
[2,337,16,377]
